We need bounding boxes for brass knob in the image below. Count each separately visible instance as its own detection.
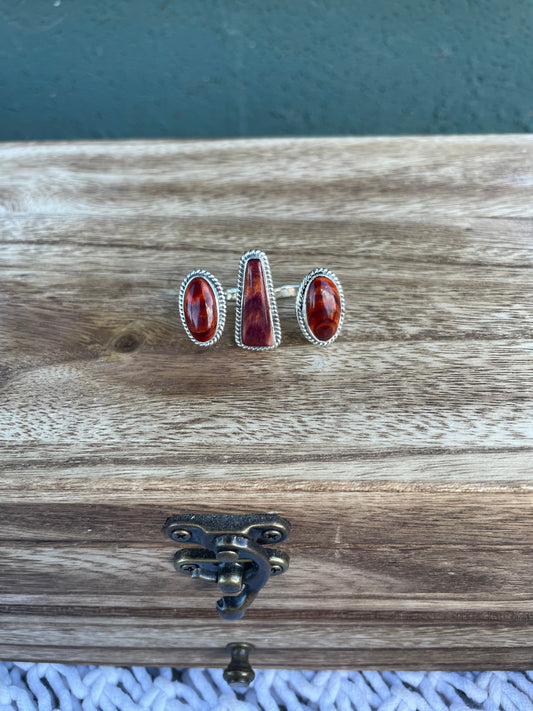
[223,642,255,692]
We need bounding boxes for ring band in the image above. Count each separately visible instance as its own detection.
[225,284,299,302]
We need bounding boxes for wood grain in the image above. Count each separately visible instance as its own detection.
[3,645,533,671]
[1,450,533,495]
[1,137,533,668]
[5,616,533,650]
[1,136,533,218]
[2,492,533,545]
[2,544,533,610]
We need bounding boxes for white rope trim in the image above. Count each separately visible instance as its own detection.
[2,663,533,711]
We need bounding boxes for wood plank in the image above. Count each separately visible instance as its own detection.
[4,616,533,650]
[3,214,533,267]
[3,602,533,620]
[1,544,533,609]
[4,644,533,670]
[1,136,533,218]
[2,331,532,456]
[1,450,533,493]
[1,340,531,453]
[1,491,533,545]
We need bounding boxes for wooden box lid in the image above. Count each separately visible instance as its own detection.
[1,136,532,669]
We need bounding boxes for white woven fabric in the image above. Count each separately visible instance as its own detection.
[2,663,533,711]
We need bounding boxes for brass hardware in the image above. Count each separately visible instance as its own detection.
[223,642,255,692]
[164,513,291,620]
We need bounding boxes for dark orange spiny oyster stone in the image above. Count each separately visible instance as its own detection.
[305,276,341,342]
[241,259,275,347]
[184,276,218,342]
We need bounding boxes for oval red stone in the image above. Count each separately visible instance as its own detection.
[183,276,218,343]
[305,276,341,342]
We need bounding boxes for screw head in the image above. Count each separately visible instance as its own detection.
[170,528,191,542]
[179,563,199,575]
[262,529,282,543]
[270,564,283,576]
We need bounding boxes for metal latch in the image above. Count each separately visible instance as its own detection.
[164,513,291,620]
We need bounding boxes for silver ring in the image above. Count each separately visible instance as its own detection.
[178,250,344,349]
[178,269,226,347]
[296,267,345,346]
[234,249,281,351]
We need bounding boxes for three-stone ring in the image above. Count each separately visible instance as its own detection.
[178,249,345,350]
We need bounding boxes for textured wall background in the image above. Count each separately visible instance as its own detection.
[1,0,532,140]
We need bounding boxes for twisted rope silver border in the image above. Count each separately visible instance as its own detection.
[234,249,282,351]
[296,267,345,346]
[178,269,226,347]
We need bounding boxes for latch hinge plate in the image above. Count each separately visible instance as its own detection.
[164,513,291,620]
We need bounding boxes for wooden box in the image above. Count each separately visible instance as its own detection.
[1,136,532,671]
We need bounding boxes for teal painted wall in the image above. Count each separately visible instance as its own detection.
[1,0,532,140]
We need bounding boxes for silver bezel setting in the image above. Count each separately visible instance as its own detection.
[296,268,345,346]
[235,249,282,351]
[178,269,226,347]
